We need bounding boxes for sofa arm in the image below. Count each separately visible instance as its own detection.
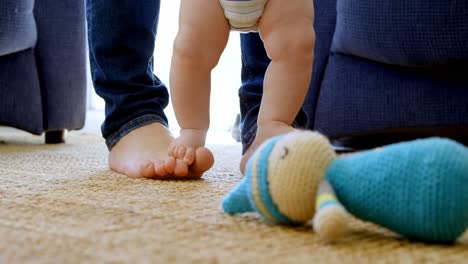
[331,0,468,66]
[33,0,87,131]
[0,0,37,56]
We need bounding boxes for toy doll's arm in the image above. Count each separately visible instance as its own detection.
[312,180,350,242]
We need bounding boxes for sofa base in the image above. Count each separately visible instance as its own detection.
[332,126,468,152]
[45,130,67,144]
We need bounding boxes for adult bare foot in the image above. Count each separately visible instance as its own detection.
[239,122,295,175]
[108,122,214,179]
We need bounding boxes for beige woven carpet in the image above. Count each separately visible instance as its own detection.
[0,132,467,263]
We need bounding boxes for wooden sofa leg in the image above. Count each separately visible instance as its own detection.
[45,130,67,144]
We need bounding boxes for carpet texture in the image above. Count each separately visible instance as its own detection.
[0,132,467,263]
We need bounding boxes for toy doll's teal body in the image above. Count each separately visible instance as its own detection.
[222,133,468,243]
[326,138,468,243]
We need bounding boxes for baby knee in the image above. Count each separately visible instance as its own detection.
[173,34,202,63]
[173,33,220,68]
[262,22,315,63]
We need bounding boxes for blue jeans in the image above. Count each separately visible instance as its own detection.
[87,0,308,151]
[239,33,309,153]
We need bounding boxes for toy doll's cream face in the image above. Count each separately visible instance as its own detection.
[266,131,336,223]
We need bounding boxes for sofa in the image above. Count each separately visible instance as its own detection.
[0,0,87,143]
[241,0,468,148]
[302,0,468,150]
[240,0,468,150]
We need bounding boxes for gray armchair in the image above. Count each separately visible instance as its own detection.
[0,0,87,143]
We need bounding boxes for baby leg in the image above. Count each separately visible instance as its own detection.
[169,0,230,169]
[240,0,315,173]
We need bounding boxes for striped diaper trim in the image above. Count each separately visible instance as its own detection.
[219,0,267,32]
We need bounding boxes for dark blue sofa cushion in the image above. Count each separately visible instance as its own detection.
[0,49,43,134]
[34,0,87,131]
[0,0,87,135]
[0,0,37,56]
[331,0,468,66]
[314,53,468,138]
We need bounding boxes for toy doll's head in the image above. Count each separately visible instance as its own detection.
[222,131,336,224]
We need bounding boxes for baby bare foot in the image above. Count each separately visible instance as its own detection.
[167,128,214,176]
[239,121,295,174]
[108,123,213,179]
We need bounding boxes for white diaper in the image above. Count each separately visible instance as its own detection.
[219,0,268,32]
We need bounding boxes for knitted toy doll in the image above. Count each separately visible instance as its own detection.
[222,131,468,243]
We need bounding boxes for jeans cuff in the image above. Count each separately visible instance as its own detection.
[241,123,258,154]
[106,114,168,150]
